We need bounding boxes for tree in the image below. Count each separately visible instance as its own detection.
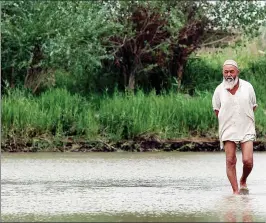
[107,0,266,89]
[108,4,170,90]
[2,1,265,93]
[1,1,70,92]
[1,1,119,94]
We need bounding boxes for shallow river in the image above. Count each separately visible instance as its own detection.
[1,152,266,222]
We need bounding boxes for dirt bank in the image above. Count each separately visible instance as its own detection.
[1,137,266,152]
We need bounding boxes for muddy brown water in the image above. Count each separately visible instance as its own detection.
[1,152,266,222]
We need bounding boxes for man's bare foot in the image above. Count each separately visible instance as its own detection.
[233,191,240,195]
[239,177,249,195]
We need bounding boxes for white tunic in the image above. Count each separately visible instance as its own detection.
[212,79,257,148]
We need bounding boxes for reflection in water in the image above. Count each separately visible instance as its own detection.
[1,152,266,222]
[221,196,253,222]
[0,212,223,222]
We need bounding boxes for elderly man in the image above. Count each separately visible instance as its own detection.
[212,59,257,195]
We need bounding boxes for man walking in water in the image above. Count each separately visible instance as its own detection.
[212,59,257,195]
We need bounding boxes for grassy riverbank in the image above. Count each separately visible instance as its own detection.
[2,88,266,152]
[2,51,266,152]
[2,88,219,141]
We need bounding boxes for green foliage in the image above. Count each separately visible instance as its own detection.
[182,58,221,94]
[2,65,266,141]
[2,1,265,93]
[242,57,266,105]
[1,88,99,139]
[209,0,266,38]
[2,1,64,82]
[98,90,218,140]
[48,2,121,94]
[1,1,266,144]
[1,1,120,93]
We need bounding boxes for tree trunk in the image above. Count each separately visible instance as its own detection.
[177,64,183,89]
[128,72,135,90]
[122,66,127,89]
[127,62,138,91]
[10,67,15,88]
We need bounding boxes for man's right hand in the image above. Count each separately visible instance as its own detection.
[215,110,219,117]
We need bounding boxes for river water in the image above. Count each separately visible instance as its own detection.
[1,152,266,222]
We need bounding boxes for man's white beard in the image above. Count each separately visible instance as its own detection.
[223,76,239,90]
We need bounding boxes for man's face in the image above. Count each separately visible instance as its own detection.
[223,65,239,81]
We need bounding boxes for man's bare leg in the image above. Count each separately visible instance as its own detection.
[224,141,239,195]
[240,141,254,188]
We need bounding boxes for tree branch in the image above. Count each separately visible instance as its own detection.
[201,36,231,47]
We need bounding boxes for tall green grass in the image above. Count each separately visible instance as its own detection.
[2,88,98,139]
[2,87,266,142]
[98,90,218,140]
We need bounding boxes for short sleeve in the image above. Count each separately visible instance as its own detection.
[249,85,258,108]
[212,87,221,111]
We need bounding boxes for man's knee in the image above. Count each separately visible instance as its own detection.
[226,157,237,167]
[243,158,253,168]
